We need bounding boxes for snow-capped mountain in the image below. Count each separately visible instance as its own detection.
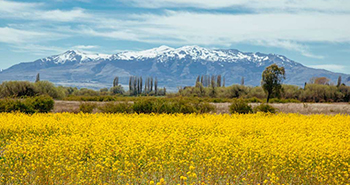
[40,50,111,64]
[111,45,299,67]
[0,46,348,90]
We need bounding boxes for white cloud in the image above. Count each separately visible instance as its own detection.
[254,40,324,59]
[0,0,91,22]
[307,64,346,73]
[0,27,50,44]
[124,0,350,12]
[80,11,349,57]
[0,0,41,13]
[36,9,91,22]
[138,11,350,43]
[73,45,99,50]
[11,44,66,55]
[1,0,349,59]
[81,29,141,41]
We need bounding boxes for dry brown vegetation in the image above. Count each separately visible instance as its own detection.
[54,101,350,115]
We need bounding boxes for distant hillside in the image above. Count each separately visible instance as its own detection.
[0,45,349,90]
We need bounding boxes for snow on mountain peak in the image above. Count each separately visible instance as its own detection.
[43,50,111,64]
[114,45,174,60]
[112,45,279,64]
[40,46,296,67]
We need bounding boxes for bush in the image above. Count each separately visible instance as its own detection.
[254,103,277,113]
[0,98,34,113]
[98,102,133,113]
[0,81,38,98]
[133,99,156,114]
[170,100,197,114]
[0,96,54,113]
[72,88,99,96]
[35,81,65,99]
[229,99,253,114]
[109,86,125,95]
[79,102,97,113]
[193,102,216,113]
[27,96,55,113]
[246,97,263,103]
[132,99,215,114]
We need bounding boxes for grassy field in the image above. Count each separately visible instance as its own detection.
[1,113,350,184]
[55,100,350,115]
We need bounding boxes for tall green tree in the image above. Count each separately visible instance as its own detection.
[35,73,40,83]
[113,76,119,87]
[217,75,222,87]
[241,77,244,86]
[261,64,285,103]
[337,76,342,87]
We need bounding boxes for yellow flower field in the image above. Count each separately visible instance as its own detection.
[0,113,350,184]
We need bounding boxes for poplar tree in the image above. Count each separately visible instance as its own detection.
[35,73,40,83]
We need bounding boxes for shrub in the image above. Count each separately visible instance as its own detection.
[254,103,277,113]
[133,99,158,114]
[24,96,55,113]
[98,102,133,113]
[79,102,97,113]
[0,98,34,114]
[109,86,125,95]
[246,97,263,103]
[171,100,197,114]
[229,99,253,114]
[0,96,54,113]
[72,88,99,96]
[193,102,216,113]
[132,99,214,114]
[34,81,65,99]
[0,81,38,98]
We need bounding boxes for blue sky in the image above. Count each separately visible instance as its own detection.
[0,0,349,73]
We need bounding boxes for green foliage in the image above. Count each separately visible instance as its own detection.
[79,102,97,113]
[193,102,215,114]
[220,85,248,99]
[72,88,99,96]
[300,84,342,102]
[64,95,119,102]
[34,81,66,99]
[0,81,38,98]
[245,87,266,99]
[133,99,156,114]
[99,88,109,96]
[254,103,277,113]
[229,99,253,114]
[0,96,54,113]
[98,102,133,113]
[245,97,263,103]
[0,98,34,114]
[109,85,125,95]
[25,96,55,113]
[338,85,350,102]
[132,98,216,114]
[261,64,286,103]
[281,85,302,100]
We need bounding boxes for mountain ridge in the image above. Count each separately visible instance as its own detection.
[0,46,348,91]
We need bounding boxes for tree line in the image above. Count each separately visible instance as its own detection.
[1,65,349,103]
[179,64,349,103]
